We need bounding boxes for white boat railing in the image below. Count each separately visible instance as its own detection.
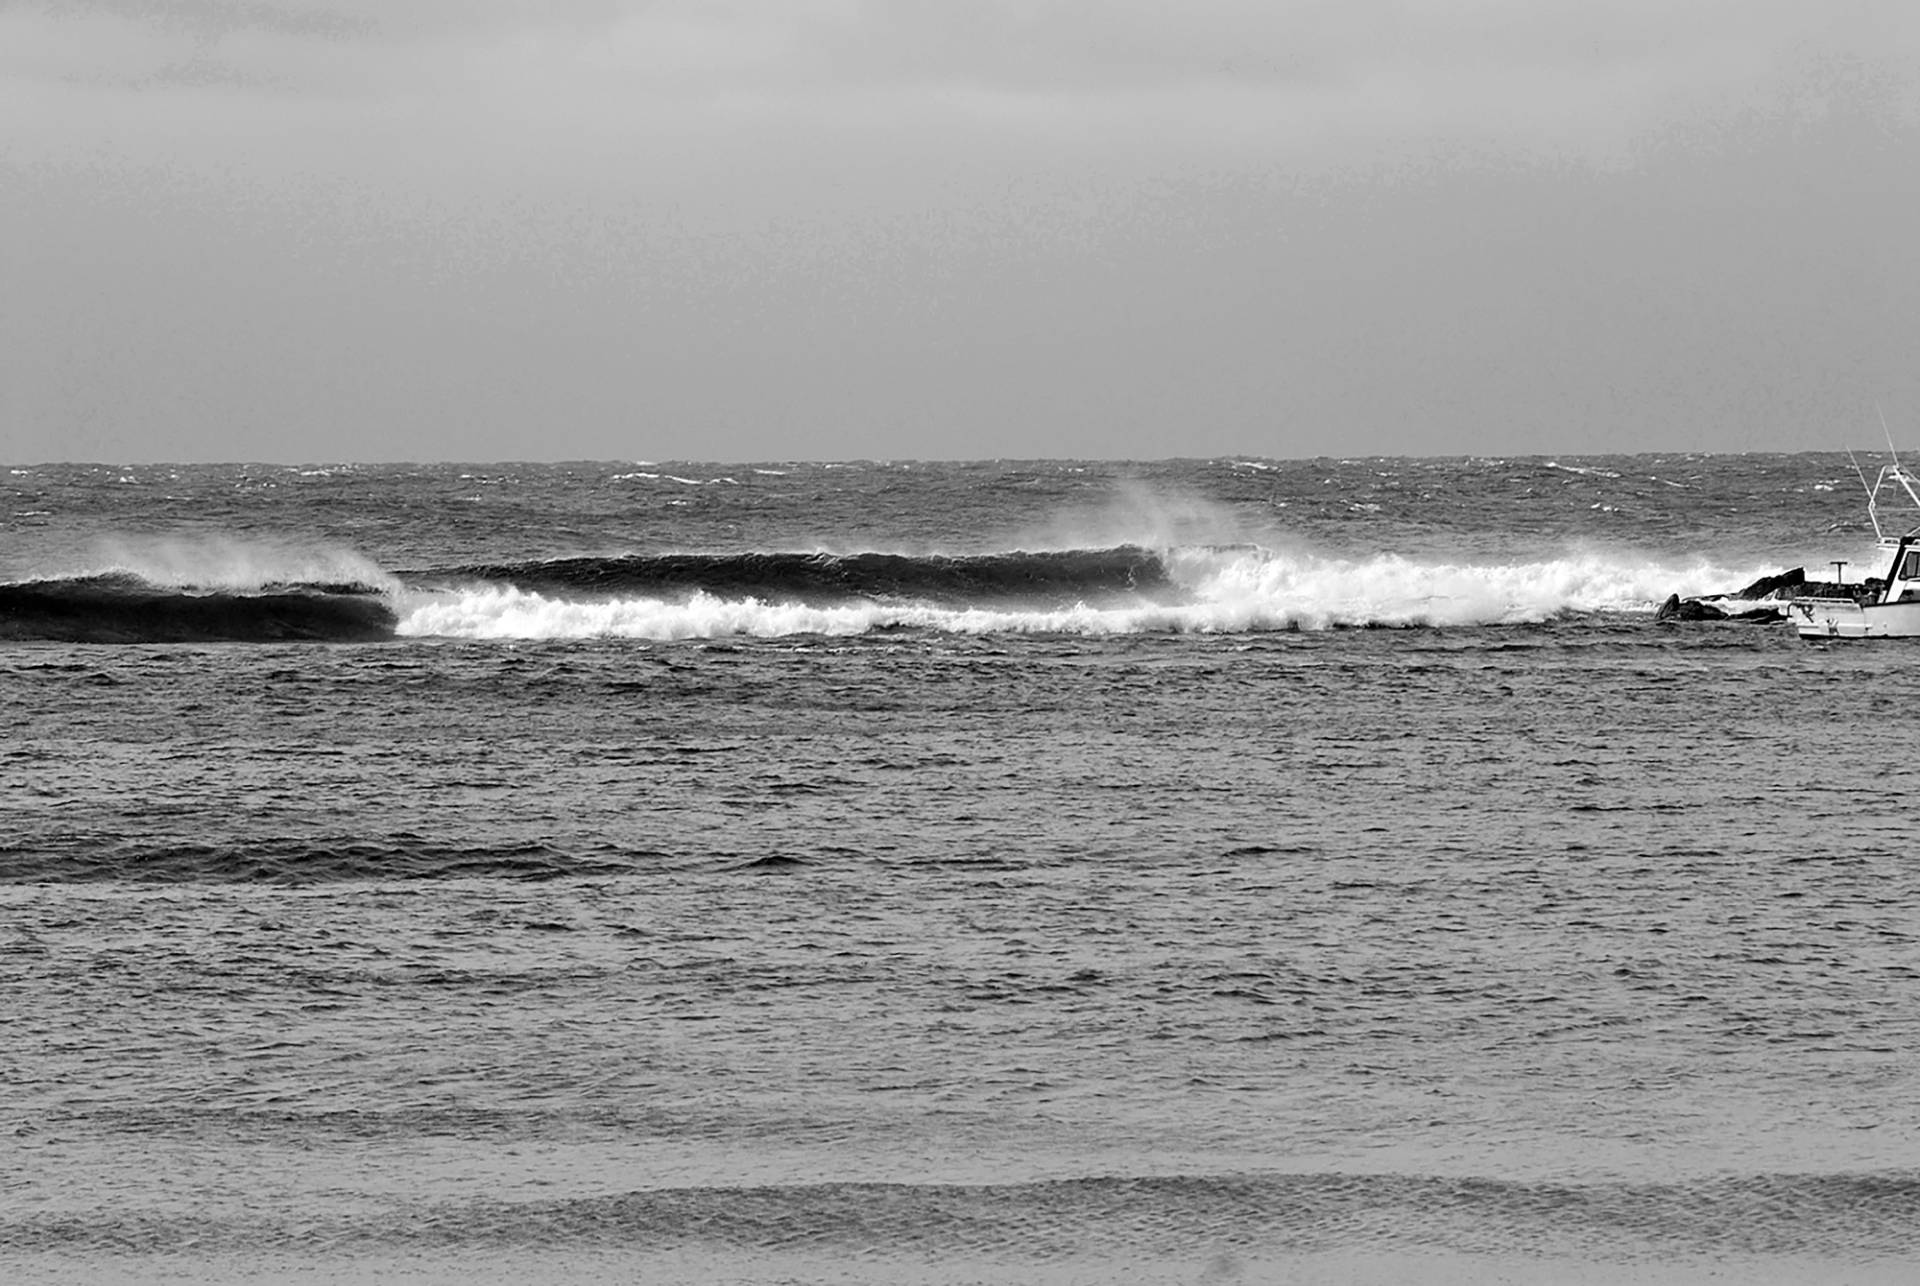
[1866,463,1920,544]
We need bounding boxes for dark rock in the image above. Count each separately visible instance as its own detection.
[1731,567,1805,599]
[1658,566,1814,624]
[1656,594,1728,622]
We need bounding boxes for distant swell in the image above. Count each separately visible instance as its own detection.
[417,546,1175,605]
[449,1170,1920,1259]
[0,574,396,643]
[0,837,652,884]
[7,1170,1918,1259]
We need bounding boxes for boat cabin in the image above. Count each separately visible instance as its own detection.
[1877,539,1920,605]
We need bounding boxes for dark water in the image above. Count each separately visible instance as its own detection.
[5,457,1919,1283]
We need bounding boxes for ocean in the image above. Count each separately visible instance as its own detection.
[4,454,1918,1285]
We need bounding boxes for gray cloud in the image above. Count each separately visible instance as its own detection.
[13,2,1909,137]
[5,1,1919,461]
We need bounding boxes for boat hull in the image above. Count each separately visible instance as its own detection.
[1790,597,1920,639]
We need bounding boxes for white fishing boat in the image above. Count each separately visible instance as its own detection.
[1791,459,1920,639]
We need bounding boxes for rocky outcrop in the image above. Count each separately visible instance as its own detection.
[1656,567,1806,624]
[1730,567,1806,599]
[1656,594,1728,621]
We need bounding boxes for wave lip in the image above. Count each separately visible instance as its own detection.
[0,573,397,644]
[415,546,1175,607]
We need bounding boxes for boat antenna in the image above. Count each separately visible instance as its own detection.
[1878,401,1905,471]
[1847,446,1874,503]
[1874,402,1920,534]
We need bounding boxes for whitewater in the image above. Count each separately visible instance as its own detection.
[384,546,1778,640]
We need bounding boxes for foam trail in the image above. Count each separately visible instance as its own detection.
[1164,548,1787,629]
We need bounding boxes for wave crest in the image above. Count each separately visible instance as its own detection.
[418,547,1172,604]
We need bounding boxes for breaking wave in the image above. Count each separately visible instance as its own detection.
[393,546,1781,640]
[0,573,396,644]
[0,543,1787,642]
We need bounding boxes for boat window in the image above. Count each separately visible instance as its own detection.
[1904,551,1920,581]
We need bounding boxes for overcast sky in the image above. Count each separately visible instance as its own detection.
[5,1,1918,462]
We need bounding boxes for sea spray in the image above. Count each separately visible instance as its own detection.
[75,535,399,594]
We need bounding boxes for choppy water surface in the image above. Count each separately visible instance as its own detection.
[5,457,1920,1283]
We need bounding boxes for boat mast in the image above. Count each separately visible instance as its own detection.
[1865,405,1920,544]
